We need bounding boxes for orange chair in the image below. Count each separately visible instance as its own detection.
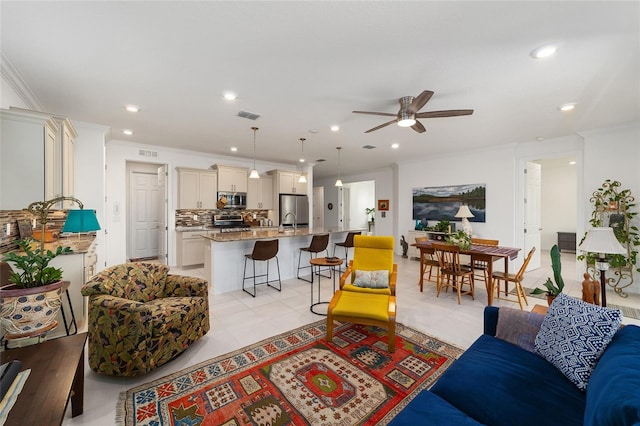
[491,247,536,310]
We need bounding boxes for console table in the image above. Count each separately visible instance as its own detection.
[1,332,87,425]
[557,232,576,252]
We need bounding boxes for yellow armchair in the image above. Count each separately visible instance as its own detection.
[339,235,397,296]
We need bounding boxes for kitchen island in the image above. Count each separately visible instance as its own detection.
[203,228,363,294]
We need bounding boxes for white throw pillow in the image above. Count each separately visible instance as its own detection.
[534,293,622,391]
[353,270,389,289]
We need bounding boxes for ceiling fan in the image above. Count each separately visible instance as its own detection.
[353,90,474,133]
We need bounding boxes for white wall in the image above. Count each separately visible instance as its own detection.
[73,121,108,271]
[0,78,29,109]
[540,162,577,250]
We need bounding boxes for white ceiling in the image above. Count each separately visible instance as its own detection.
[2,1,638,179]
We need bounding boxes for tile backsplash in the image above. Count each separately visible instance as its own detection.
[0,209,68,253]
[175,209,270,227]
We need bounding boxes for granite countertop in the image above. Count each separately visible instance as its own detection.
[203,228,363,242]
[3,235,97,255]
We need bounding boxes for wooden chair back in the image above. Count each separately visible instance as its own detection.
[514,247,536,281]
[471,238,499,246]
[432,242,465,273]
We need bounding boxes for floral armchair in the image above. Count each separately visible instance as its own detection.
[81,262,209,376]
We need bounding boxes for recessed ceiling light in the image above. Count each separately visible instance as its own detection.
[391,143,399,149]
[309,129,319,134]
[558,103,576,112]
[569,161,576,165]
[123,129,134,135]
[530,44,557,59]
[230,147,238,152]
[125,105,140,113]
[299,158,305,163]
[535,137,545,141]
[330,125,339,132]
[223,92,237,101]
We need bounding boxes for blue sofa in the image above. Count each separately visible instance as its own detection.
[391,306,640,426]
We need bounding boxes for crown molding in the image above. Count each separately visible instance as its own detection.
[1,51,42,110]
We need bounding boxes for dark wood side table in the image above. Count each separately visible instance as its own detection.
[1,332,87,425]
[557,232,576,252]
[309,257,343,316]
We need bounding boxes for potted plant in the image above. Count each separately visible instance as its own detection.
[365,207,375,223]
[446,230,471,250]
[1,238,72,338]
[531,244,564,305]
[433,220,451,233]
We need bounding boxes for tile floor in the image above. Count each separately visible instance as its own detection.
[63,250,640,424]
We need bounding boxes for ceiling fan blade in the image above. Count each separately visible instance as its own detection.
[364,119,397,133]
[407,90,434,114]
[416,109,474,118]
[411,120,426,133]
[353,110,397,117]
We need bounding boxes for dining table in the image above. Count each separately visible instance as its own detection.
[414,240,521,305]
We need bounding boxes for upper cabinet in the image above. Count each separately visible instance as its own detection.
[176,168,217,209]
[247,176,273,210]
[1,108,77,210]
[53,116,78,209]
[212,165,248,193]
[269,170,307,195]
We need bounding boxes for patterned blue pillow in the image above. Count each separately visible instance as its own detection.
[534,293,622,391]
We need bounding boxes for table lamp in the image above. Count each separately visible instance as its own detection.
[578,227,627,307]
[455,205,474,236]
[27,197,100,252]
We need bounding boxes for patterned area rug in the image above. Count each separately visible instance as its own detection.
[118,320,463,425]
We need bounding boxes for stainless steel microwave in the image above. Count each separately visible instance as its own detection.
[217,192,246,209]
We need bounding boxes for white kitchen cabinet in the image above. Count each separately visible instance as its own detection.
[55,116,78,209]
[1,109,60,209]
[213,165,248,193]
[407,230,428,259]
[247,176,273,210]
[47,240,97,339]
[269,170,307,195]
[176,230,215,267]
[176,168,217,209]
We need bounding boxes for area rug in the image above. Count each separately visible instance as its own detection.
[118,320,463,425]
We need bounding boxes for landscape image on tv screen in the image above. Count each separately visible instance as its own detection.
[413,184,486,222]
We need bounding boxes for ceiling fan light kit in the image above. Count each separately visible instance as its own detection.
[353,90,473,134]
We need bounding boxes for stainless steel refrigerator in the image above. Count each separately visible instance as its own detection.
[279,194,309,227]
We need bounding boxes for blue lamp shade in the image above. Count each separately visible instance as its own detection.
[62,209,101,233]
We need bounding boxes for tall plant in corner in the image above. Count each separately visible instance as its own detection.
[532,244,564,304]
[577,179,639,296]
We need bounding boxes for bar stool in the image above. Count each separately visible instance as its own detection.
[332,231,361,273]
[297,234,330,283]
[242,239,281,297]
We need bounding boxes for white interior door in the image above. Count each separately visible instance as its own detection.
[129,171,160,260]
[524,161,542,270]
[157,165,168,264]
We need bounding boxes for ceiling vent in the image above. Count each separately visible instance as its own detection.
[315,158,326,163]
[237,110,261,120]
[362,145,376,150]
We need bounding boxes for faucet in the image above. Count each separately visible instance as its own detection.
[284,212,297,231]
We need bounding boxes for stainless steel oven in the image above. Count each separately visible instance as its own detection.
[217,192,246,210]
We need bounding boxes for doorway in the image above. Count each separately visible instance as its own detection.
[520,156,578,271]
[126,161,168,262]
[342,180,375,231]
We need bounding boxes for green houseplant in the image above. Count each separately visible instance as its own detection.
[1,238,72,338]
[446,230,471,250]
[433,220,451,233]
[532,244,564,304]
[365,207,375,223]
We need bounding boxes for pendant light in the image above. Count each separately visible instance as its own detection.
[335,146,343,187]
[249,127,260,179]
[298,138,307,183]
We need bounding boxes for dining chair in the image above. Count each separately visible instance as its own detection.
[415,237,439,291]
[432,242,475,304]
[469,238,499,285]
[491,247,536,310]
